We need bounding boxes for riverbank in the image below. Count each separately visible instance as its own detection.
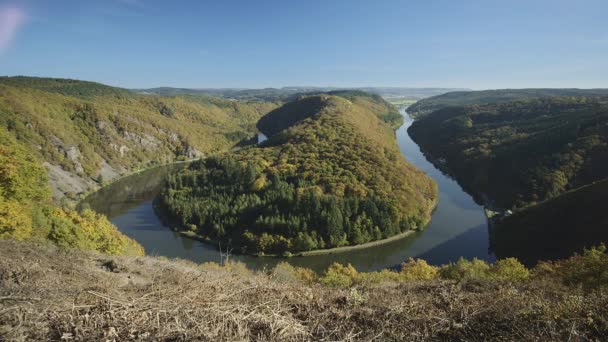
[404,134,504,222]
[76,159,197,209]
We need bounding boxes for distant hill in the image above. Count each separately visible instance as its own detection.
[133,86,467,102]
[408,88,608,118]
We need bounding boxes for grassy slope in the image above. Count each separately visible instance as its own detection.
[408,88,608,118]
[492,179,608,264]
[1,239,607,341]
[0,77,279,199]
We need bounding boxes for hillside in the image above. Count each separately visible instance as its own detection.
[491,179,608,265]
[0,77,279,200]
[408,88,608,118]
[257,90,402,134]
[0,76,133,99]
[409,96,608,209]
[2,239,608,341]
[0,129,143,256]
[159,94,437,255]
[134,86,465,103]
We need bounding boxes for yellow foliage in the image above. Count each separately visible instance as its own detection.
[0,199,33,240]
[490,258,530,281]
[0,126,144,256]
[48,208,144,256]
[400,258,440,280]
[272,262,317,284]
[320,263,359,287]
[250,175,267,191]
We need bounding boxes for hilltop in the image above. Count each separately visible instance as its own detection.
[257,90,402,133]
[159,94,437,255]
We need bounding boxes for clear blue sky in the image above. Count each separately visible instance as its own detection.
[1,0,607,89]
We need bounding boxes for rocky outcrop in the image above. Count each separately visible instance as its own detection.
[122,131,160,149]
[65,146,84,174]
[44,162,95,200]
[184,145,204,159]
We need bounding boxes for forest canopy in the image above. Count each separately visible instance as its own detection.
[409,96,608,209]
[408,88,608,119]
[159,94,437,255]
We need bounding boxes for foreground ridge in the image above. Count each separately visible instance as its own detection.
[1,239,607,341]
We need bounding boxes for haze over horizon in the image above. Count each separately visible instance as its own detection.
[1,0,607,89]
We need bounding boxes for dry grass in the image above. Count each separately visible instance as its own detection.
[1,239,607,341]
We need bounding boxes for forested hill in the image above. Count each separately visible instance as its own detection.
[257,90,402,135]
[0,77,279,200]
[160,94,438,255]
[409,96,608,209]
[0,76,133,99]
[408,88,608,118]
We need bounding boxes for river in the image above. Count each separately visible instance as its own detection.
[81,109,494,272]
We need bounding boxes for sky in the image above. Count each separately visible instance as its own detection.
[0,0,607,89]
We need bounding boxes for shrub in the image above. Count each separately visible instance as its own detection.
[558,244,608,289]
[320,263,359,287]
[0,199,35,240]
[400,258,440,280]
[359,269,401,284]
[271,262,317,284]
[489,258,530,281]
[440,258,491,280]
[48,209,144,256]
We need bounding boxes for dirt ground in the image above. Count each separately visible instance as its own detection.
[1,239,607,341]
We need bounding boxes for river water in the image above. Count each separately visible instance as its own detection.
[81,109,494,272]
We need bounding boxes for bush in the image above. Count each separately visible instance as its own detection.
[320,263,359,287]
[440,258,491,280]
[271,262,317,284]
[489,258,530,281]
[48,209,144,256]
[359,269,401,284]
[558,244,608,289]
[400,258,440,280]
